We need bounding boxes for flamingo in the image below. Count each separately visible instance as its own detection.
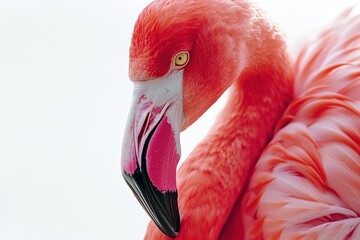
[121,0,360,239]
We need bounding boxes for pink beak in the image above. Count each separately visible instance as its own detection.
[121,72,184,238]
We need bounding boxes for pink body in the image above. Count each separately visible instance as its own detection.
[126,0,360,239]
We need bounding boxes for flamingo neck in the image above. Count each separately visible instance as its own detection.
[221,29,294,156]
[214,61,293,238]
[217,65,293,182]
[211,8,293,190]
[177,13,294,239]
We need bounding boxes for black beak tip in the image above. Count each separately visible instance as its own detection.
[159,223,179,238]
[122,169,180,238]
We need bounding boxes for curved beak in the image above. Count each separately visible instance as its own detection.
[121,71,184,238]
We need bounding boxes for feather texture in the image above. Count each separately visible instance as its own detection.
[242,7,360,239]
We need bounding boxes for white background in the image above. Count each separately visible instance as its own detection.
[0,0,358,239]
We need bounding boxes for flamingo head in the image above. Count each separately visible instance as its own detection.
[121,0,250,237]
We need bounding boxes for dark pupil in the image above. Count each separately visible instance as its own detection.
[178,57,182,61]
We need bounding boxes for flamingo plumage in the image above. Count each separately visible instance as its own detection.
[121,0,360,239]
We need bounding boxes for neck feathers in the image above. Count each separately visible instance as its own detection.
[175,6,294,239]
[213,4,294,165]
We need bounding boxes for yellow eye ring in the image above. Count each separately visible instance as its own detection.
[174,51,189,68]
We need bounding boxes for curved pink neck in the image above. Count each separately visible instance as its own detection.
[173,64,293,239]
[176,16,293,239]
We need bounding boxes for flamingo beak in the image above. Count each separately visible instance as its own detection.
[121,71,184,238]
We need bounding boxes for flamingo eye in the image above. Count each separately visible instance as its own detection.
[174,52,189,68]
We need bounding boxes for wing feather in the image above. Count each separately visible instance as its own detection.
[243,7,360,240]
